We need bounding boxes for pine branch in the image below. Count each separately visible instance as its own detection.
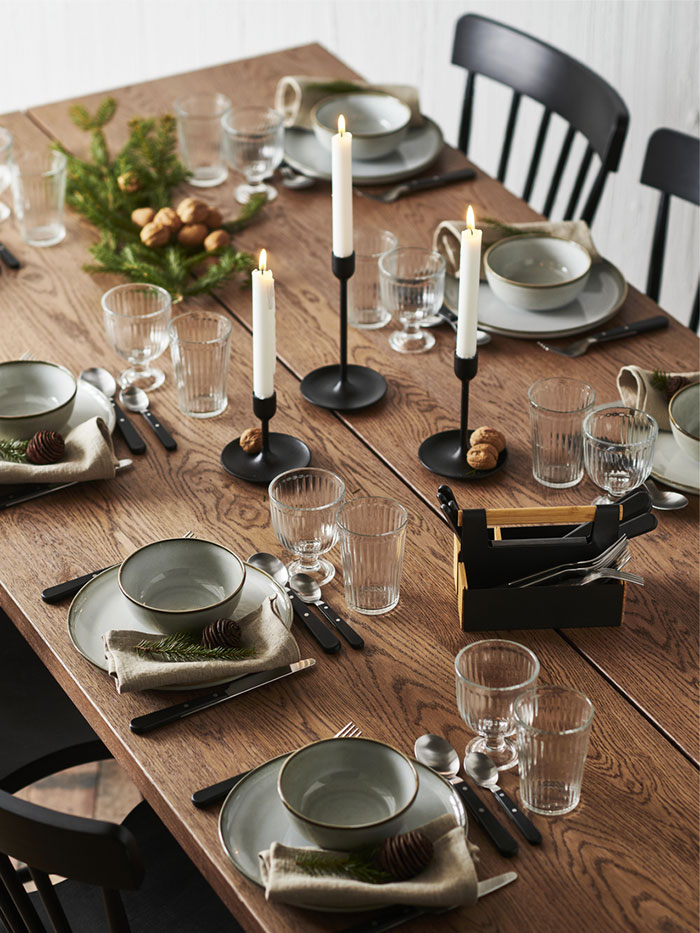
[135,631,257,663]
[221,193,267,233]
[0,439,29,463]
[294,848,392,885]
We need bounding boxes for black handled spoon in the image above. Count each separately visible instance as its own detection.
[465,751,542,845]
[119,385,177,450]
[289,572,364,649]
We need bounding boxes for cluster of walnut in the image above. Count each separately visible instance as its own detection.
[132,197,231,252]
[467,425,506,471]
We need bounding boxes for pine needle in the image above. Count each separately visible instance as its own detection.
[0,439,29,463]
[294,848,392,885]
[135,631,257,663]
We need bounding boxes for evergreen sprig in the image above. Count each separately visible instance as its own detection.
[135,631,257,663]
[0,439,29,463]
[294,848,392,885]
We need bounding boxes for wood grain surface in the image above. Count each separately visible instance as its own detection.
[0,44,696,933]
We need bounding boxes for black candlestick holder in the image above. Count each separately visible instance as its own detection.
[300,252,387,410]
[419,352,507,479]
[221,392,311,484]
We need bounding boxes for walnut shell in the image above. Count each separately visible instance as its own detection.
[140,221,170,248]
[204,229,231,252]
[26,430,65,465]
[205,207,223,229]
[471,425,506,453]
[467,442,499,471]
[239,427,263,455]
[153,206,182,233]
[177,223,209,247]
[117,172,140,193]
[131,207,155,228]
[176,197,209,224]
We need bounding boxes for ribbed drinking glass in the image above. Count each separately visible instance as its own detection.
[529,377,596,488]
[168,311,232,417]
[222,107,284,204]
[102,284,171,390]
[0,128,13,222]
[379,247,445,353]
[175,92,231,188]
[583,404,658,503]
[348,229,398,329]
[11,149,66,247]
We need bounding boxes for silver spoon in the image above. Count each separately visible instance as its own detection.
[464,751,542,845]
[279,164,316,190]
[645,477,688,510]
[79,367,146,455]
[414,734,517,856]
[247,553,340,653]
[119,385,177,450]
[289,573,364,649]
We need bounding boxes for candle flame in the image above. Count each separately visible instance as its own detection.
[258,249,267,272]
[466,205,475,234]
[338,114,346,135]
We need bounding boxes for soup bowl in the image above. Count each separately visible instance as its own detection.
[311,93,411,160]
[669,382,700,461]
[0,360,77,440]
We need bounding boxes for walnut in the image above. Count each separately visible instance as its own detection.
[153,206,182,233]
[176,197,209,224]
[140,221,170,247]
[239,427,263,455]
[467,442,499,471]
[204,229,231,252]
[117,172,140,193]
[177,223,208,247]
[471,425,506,453]
[131,207,155,228]
[205,207,223,229]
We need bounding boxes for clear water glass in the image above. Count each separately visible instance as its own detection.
[514,685,594,816]
[11,150,66,247]
[222,106,284,204]
[348,229,398,329]
[379,247,445,353]
[0,128,13,222]
[168,311,232,418]
[102,284,171,390]
[175,92,231,188]
[583,404,658,502]
[529,377,596,488]
[455,639,540,771]
[337,497,408,615]
[269,469,346,586]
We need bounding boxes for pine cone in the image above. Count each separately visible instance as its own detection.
[239,427,263,454]
[117,172,140,193]
[201,618,242,650]
[665,375,688,401]
[26,431,65,465]
[377,830,434,881]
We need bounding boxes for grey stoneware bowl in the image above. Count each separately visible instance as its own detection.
[0,360,77,440]
[311,93,412,160]
[669,381,700,461]
[277,736,419,849]
[118,538,246,635]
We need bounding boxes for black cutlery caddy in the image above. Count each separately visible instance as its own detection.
[453,504,627,631]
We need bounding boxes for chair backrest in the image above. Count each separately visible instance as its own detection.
[0,788,143,933]
[640,127,700,330]
[452,14,629,224]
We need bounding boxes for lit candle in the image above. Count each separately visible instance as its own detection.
[251,249,276,399]
[331,114,353,257]
[456,205,482,359]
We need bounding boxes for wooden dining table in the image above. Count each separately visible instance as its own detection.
[1,43,698,933]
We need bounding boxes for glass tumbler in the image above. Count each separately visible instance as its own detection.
[348,229,398,329]
[11,149,66,247]
[102,284,171,390]
[514,685,594,816]
[528,377,596,488]
[175,92,231,188]
[583,404,658,503]
[455,639,540,771]
[337,497,408,615]
[269,468,346,586]
[222,107,284,204]
[168,311,232,417]
[0,128,13,222]
[379,247,445,353]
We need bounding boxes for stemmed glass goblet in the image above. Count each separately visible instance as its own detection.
[222,106,284,204]
[102,284,172,390]
[379,247,445,353]
[583,404,658,504]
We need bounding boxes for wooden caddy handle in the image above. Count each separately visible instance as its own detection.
[457,505,623,527]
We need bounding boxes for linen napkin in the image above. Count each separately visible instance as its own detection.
[274,75,424,130]
[104,597,300,693]
[432,218,601,281]
[617,366,699,432]
[0,417,119,484]
[258,814,479,909]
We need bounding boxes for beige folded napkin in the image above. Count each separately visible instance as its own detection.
[104,597,300,693]
[617,366,699,432]
[432,218,601,281]
[0,417,118,484]
[274,75,424,130]
[259,814,478,910]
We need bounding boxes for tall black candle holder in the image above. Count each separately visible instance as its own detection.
[221,392,311,484]
[419,352,507,480]
[300,252,387,410]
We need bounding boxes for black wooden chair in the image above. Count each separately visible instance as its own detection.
[452,14,629,224]
[640,128,700,331]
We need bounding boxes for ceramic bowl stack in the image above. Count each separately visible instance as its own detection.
[0,360,77,439]
[311,93,412,160]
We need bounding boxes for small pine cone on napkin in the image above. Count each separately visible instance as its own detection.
[26,431,65,464]
[377,829,434,881]
[201,618,242,649]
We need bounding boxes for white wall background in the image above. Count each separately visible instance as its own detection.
[2,0,698,324]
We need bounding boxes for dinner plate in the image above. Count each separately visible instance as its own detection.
[444,259,628,339]
[67,562,293,689]
[283,117,444,185]
[650,431,700,495]
[219,753,467,912]
[65,381,116,434]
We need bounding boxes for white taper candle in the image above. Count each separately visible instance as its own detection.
[331,115,353,258]
[251,249,276,398]
[456,205,482,359]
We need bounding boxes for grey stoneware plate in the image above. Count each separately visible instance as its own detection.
[218,753,467,913]
[651,431,700,495]
[66,381,116,433]
[67,562,292,690]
